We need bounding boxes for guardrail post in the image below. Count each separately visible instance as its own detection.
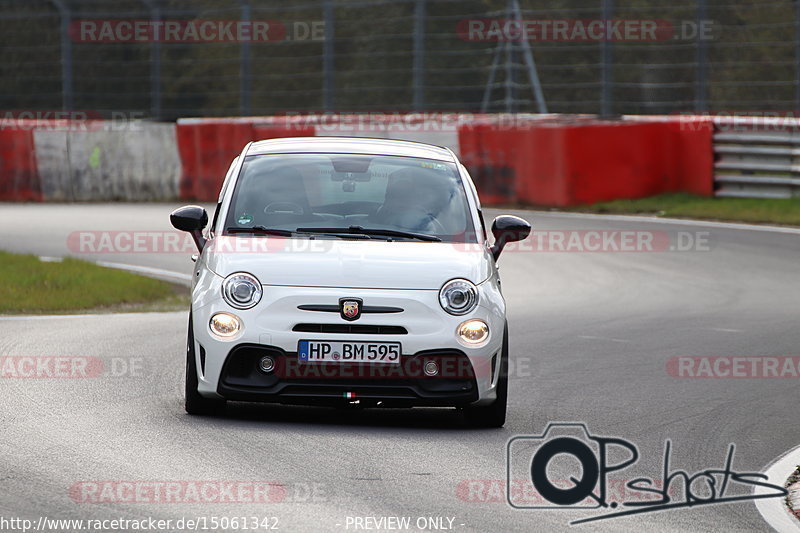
[49,0,73,111]
[600,0,614,117]
[238,0,252,116]
[795,0,800,111]
[695,0,709,112]
[322,0,335,111]
[412,0,425,110]
[511,0,547,113]
[140,0,162,119]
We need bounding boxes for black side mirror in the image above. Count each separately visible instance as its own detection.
[490,215,531,260]
[170,205,208,252]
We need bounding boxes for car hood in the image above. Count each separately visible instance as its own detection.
[204,236,492,290]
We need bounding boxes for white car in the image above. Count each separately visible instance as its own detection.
[170,137,530,427]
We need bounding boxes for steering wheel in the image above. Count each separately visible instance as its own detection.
[265,202,304,215]
[403,203,448,234]
[383,204,447,234]
[422,214,448,235]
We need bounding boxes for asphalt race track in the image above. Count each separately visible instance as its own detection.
[1,203,799,532]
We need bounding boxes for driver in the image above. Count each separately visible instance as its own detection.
[238,165,312,226]
[373,167,450,232]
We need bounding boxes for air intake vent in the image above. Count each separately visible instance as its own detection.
[292,324,407,335]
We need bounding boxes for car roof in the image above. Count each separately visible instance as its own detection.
[246,136,456,162]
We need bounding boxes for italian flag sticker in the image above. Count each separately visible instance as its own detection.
[343,392,356,399]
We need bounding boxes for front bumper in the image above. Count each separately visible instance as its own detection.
[217,344,480,406]
[191,283,506,407]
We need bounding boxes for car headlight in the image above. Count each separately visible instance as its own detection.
[439,278,478,315]
[222,272,262,309]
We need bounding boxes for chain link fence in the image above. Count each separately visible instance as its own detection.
[0,0,798,119]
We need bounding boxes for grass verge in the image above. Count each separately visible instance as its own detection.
[0,251,188,314]
[574,193,800,226]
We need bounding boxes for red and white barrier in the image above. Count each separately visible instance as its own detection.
[457,118,713,206]
[0,114,714,206]
[176,118,314,201]
[1,120,180,201]
[0,127,41,201]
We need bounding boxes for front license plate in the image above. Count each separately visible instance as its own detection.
[297,340,401,364]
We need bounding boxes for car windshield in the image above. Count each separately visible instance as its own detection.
[223,153,478,243]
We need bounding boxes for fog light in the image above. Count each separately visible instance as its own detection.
[258,355,275,373]
[457,319,489,345]
[424,360,439,377]
[210,312,241,338]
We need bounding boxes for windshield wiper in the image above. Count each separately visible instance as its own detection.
[227,225,370,240]
[225,226,294,236]
[296,225,442,242]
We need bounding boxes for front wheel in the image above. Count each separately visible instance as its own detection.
[185,313,226,415]
[463,325,508,428]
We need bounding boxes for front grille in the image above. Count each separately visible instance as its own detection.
[292,323,408,335]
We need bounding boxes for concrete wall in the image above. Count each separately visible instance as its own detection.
[0,121,181,201]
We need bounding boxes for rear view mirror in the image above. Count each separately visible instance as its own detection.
[170,205,208,252]
[332,171,370,182]
[490,215,531,260]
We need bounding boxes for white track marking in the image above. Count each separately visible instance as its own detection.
[94,260,191,284]
[0,311,185,320]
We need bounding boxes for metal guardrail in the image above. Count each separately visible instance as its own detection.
[713,125,800,199]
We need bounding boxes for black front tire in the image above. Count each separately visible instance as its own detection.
[463,325,509,428]
[185,314,226,415]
